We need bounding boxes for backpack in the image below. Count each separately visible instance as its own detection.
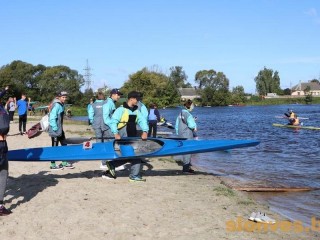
[40,114,49,132]
[0,108,10,135]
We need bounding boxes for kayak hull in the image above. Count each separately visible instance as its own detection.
[8,138,259,162]
[272,123,320,130]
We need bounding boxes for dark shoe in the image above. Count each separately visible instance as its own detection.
[182,168,195,174]
[105,162,116,178]
[20,132,23,135]
[0,205,12,216]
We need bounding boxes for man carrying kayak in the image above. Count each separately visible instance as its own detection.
[107,91,149,182]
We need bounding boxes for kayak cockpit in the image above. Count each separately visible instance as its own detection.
[113,138,165,157]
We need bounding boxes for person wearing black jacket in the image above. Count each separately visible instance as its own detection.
[148,103,160,138]
[0,86,12,216]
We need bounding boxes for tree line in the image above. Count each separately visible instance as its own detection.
[1,60,312,108]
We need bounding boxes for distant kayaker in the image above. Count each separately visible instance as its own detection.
[175,99,197,173]
[284,109,299,125]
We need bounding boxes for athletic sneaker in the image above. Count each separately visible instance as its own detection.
[105,162,116,178]
[0,205,12,216]
[129,176,146,182]
[63,162,75,169]
[100,163,108,169]
[254,212,276,224]
[102,172,115,180]
[248,212,256,222]
[50,164,64,170]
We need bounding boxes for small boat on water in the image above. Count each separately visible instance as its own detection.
[272,123,320,130]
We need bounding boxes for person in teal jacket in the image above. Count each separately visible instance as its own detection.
[107,91,149,182]
[99,88,125,175]
[136,92,148,136]
[86,98,94,126]
[88,92,108,169]
[175,99,197,173]
[48,91,74,170]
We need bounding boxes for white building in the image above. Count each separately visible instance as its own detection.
[291,81,320,96]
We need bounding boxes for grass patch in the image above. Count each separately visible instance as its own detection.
[237,199,255,205]
[213,186,236,197]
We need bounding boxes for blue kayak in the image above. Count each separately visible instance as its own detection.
[7,138,259,162]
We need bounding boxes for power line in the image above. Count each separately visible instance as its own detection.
[83,59,93,90]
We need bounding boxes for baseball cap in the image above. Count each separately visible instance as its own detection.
[110,88,123,95]
[57,91,68,97]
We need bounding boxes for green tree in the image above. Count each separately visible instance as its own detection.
[254,67,281,96]
[169,66,191,88]
[121,67,180,107]
[0,61,84,104]
[311,79,320,84]
[77,88,94,107]
[283,88,291,95]
[195,69,230,106]
[37,65,84,104]
[231,86,246,104]
[0,60,44,98]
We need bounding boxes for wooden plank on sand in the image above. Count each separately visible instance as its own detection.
[234,187,320,192]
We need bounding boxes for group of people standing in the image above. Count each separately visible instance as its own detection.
[5,93,35,135]
[88,89,150,181]
[0,87,198,216]
[87,89,197,181]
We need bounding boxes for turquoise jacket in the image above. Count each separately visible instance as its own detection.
[175,109,197,139]
[110,104,149,134]
[137,101,148,120]
[49,102,64,136]
[103,97,116,127]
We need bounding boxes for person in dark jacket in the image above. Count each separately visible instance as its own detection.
[148,103,160,137]
[0,86,12,216]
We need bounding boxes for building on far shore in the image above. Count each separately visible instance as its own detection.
[291,81,320,96]
[177,87,201,101]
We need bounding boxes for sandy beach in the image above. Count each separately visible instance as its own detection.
[0,119,318,240]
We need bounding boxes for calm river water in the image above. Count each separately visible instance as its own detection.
[73,104,320,225]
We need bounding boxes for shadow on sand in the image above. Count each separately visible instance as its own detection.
[5,161,212,211]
